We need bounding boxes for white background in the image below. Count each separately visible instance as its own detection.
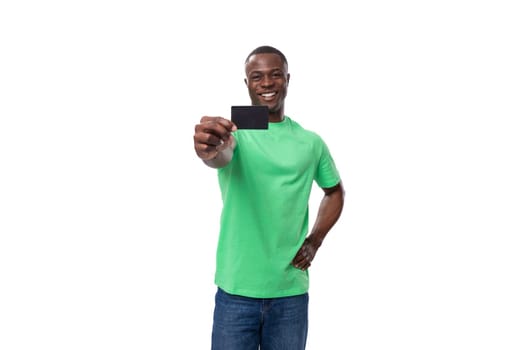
[1,0,524,349]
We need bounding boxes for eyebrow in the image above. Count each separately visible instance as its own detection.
[248,68,284,75]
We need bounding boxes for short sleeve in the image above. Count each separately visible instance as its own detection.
[315,138,340,188]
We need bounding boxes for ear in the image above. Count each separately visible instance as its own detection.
[244,78,248,86]
[286,73,290,85]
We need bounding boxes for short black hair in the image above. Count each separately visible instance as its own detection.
[245,45,288,66]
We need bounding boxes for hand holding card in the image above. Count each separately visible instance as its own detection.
[231,106,269,130]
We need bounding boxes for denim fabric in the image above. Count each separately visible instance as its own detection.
[211,288,309,350]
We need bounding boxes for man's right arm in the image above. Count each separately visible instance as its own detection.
[193,116,237,169]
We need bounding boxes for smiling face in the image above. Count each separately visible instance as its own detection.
[244,53,290,122]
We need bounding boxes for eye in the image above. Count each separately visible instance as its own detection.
[250,73,262,81]
[272,72,283,78]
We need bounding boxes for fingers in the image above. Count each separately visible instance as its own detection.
[194,116,237,160]
[293,257,311,271]
[294,258,311,271]
[292,245,315,271]
[216,134,234,152]
[199,116,237,134]
[194,140,220,160]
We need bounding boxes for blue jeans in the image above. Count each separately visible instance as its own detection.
[211,288,309,350]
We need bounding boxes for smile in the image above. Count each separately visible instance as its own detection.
[259,92,277,100]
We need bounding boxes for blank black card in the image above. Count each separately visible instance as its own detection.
[231,105,269,129]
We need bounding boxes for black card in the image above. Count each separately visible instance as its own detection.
[231,105,269,130]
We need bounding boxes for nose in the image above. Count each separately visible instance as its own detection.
[260,74,274,87]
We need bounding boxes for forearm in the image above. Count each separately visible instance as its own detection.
[308,183,345,248]
[201,136,236,169]
[203,144,234,168]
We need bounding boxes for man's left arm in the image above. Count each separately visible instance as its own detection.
[292,181,345,270]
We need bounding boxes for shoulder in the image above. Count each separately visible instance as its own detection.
[288,117,326,144]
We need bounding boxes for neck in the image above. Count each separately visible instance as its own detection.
[269,110,285,123]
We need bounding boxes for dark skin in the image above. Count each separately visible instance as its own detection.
[291,183,344,270]
[193,116,236,167]
[244,53,289,122]
[193,52,345,269]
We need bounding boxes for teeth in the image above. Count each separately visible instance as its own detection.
[261,92,276,97]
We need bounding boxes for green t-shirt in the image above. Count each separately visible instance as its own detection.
[215,116,340,298]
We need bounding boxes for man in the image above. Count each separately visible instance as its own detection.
[193,45,344,350]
